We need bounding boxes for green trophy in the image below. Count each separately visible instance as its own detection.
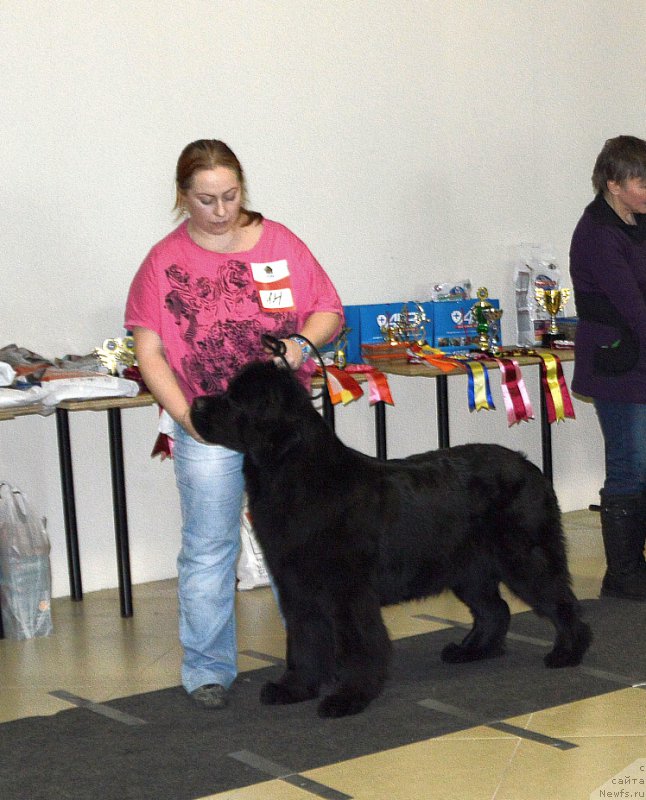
[472,287,502,354]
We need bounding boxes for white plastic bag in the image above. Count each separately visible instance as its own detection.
[236,501,270,591]
[39,376,140,407]
[0,362,16,387]
[513,243,563,346]
[0,386,50,411]
[0,483,53,639]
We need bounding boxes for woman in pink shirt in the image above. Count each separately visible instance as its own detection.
[126,139,343,709]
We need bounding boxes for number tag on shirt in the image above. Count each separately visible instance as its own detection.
[250,260,295,312]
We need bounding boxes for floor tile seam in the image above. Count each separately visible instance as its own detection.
[542,732,646,741]
[430,731,533,743]
[134,647,182,674]
[48,690,149,725]
[417,699,577,750]
[490,731,524,800]
[229,750,352,800]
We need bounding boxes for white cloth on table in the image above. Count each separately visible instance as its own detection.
[0,377,140,415]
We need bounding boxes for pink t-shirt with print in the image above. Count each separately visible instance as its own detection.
[125,219,343,402]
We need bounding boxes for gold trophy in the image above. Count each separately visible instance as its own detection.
[535,288,571,347]
[380,302,428,346]
[95,336,136,375]
[334,327,350,369]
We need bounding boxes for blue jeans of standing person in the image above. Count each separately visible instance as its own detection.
[173,424,244,694]
[594,399,646,497]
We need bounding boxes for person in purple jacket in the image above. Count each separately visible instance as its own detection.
[570,135,646,601]
[126,139,343,708]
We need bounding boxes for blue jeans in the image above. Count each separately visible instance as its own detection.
[173,424,244,693]
[594,399,646,497]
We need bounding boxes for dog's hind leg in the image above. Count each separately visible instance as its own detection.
[441,580,511,663]
[317,589,392,718]
[503,567,592,668]
[540,595,593,668]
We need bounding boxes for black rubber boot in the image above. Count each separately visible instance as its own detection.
[640,490,646,569]
[600,492,646,601]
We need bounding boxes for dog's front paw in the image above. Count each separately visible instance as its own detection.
[317,690,373,718]
[260,680,318,705]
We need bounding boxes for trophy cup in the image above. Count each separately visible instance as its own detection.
[483,306,504,355]
[95,336,136,375]
[535,287,571,347]
[380,302,428,346]
[334,327,350,369]
[472,287,502,354]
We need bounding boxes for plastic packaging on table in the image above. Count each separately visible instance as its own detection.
[513,243,563,347]
[0,362,16,387]
[0,483,53,639]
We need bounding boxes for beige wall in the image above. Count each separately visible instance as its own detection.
[1,0,644,596]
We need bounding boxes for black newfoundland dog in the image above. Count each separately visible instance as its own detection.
[191,361,592,718]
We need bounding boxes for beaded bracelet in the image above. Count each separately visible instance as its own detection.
[290,335,312,363]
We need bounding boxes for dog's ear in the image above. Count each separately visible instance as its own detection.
[246,424,303,466]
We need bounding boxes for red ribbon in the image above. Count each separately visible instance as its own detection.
[324,366,364,405]
[151,406,175,459]
[321,365,394,406]
[495,358,534,426]
[151,432,173,460]
[408,343,461,373]
[366,370,394,405]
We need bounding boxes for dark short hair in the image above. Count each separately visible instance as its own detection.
[174,139,262,225]
[591,135,646,194]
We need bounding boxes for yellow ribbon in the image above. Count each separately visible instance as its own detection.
[539,352,566,422]
[324,366,364,406]
[467,360,495,411]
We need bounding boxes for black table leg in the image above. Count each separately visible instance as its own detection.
[55,408,83,601]
[322,384,335,430]
[374,401,387,460]
[107,408,133,618]
[436,375,450,449]
[540,377,553,482]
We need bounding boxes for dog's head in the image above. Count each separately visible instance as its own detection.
[190,361,316,464]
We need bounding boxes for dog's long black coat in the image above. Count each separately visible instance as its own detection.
[191,362,592,718]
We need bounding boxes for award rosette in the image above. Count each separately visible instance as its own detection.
[322,365,394,407]
[494,358,534,425]
[408,343,460,373]
[537,351,575,422]
[408,345,495,412]
[461,358,495,412]
[324,366,363,405]
[409,345,537,426]
[365,369,394,406]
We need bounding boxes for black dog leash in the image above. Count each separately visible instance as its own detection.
[261,333,329,402]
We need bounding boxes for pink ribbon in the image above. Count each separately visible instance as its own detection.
[495,358,534,426]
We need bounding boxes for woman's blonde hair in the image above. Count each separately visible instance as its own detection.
[174,139,263,225]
